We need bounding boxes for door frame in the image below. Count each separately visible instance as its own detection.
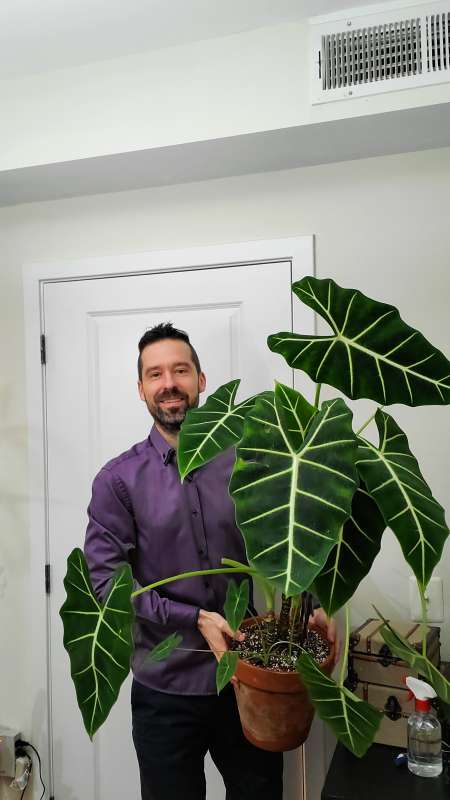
[23,236,319,799]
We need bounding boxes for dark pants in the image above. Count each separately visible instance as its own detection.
[131,680,283,800]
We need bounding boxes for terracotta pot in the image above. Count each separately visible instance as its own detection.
[233,617,335,752]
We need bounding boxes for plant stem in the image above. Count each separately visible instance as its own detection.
[131,567,250,598]
[289,596,300,658]
[314,383,322,409]
[221,557,257,575]
[278,594,292,640]
[418,582,428,657]
[356,412,375,436]
[302,594,314,647]
[221,558,276,613]
[356,406,384,436]
[267,640,303,657]
[338,605,350,688]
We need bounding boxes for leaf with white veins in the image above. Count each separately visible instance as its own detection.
[230,386,358,596]
[224,579,250,633]
[216,651,239,693]
[356,410,449,590]
[380,621,450,704]
[60,548,134,739]
[146,632,183,664]
[297,652,382,757]
[177,379,270,480]
[268,276,450,406]
[314,484,385,616]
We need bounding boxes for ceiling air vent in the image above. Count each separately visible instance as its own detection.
[310,1,450,103]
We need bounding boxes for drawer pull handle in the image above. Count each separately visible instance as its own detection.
[384,695,402,721]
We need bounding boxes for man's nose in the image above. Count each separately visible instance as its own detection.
[161,372,177,390]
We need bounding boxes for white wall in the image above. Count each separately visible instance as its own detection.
[2,21,450,171]
[1,146,450,796]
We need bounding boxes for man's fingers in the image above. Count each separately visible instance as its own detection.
[310,608,341,664]
[221,621,245,641]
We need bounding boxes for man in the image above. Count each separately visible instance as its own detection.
[85,323,336,800]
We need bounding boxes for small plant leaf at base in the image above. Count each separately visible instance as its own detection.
[313,484,385,616]
[357,410,449,591]
[380,622,450,704]
[146,633,183,664]
[216,651,239,694]
[60,548,134,739]
[224,579,250,633]
[297,652,382,757]
[268,276,450,406]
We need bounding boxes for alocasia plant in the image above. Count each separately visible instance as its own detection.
[61,275,450,757]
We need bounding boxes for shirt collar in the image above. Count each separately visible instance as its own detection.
[149,425,176,466]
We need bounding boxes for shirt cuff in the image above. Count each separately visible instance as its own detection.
[168,599,202,629]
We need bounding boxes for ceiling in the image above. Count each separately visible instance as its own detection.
[3,102,450,206]
[0,0,393,78]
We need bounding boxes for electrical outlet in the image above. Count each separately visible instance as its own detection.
[0,727,20,777]
[409,576,444,623]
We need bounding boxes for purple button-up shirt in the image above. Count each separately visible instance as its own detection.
[84,425,251,695]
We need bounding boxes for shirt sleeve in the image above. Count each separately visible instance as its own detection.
[84,467,200,629]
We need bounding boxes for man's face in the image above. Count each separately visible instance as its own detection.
[138,339,206,434]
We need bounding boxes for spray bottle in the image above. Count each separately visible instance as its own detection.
[406,676,442,777]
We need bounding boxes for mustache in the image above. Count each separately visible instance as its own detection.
[155,390,188,402]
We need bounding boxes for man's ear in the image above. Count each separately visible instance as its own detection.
[199,372,206,394]
[138,381,145,401]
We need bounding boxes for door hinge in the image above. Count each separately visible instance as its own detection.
[40,334,47,365]
[45,564,51,594]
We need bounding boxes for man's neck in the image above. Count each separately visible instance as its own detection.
[154,421,179,450]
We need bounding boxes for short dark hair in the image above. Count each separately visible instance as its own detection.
[137,323,201,380]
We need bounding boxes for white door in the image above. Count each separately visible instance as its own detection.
[43,259,319,800]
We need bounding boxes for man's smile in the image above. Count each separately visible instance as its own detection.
[160,397,185,405]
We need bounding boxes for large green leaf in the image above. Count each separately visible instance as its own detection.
[297,652,382,757]
[60,548,134,739]
[224,578,250,633]
[314,484,385,616]
[178,380,268,480]
[356,410,449,590]
[268,276,450,406]
[230,385,358,596]
[380,622,450,704]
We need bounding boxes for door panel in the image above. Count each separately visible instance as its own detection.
[44,261,314,799]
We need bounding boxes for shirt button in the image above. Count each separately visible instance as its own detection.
[204,580,210,588]
[192,509,198,516]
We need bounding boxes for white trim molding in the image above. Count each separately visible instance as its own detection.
[23,235,315,798]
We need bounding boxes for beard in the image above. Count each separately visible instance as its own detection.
[145,388,199,433]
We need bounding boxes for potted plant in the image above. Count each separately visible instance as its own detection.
[61,275,450,759]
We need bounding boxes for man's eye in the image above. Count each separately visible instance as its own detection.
[175,368,187,374]
[150,373,160,379]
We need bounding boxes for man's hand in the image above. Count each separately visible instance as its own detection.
[309,607,341,665]
[197,610,244,662]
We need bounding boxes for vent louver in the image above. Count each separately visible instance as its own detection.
[427,12,450,70]
[311,2,450,103]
